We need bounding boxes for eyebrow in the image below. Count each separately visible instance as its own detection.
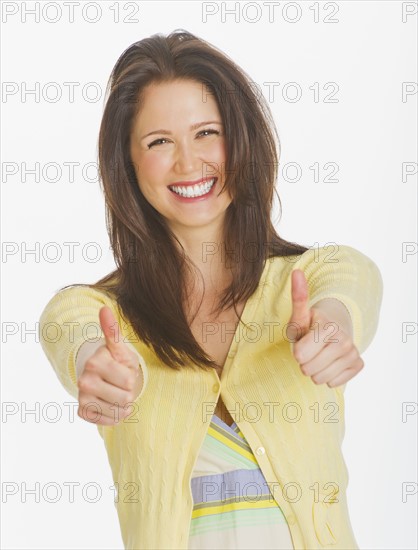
[140,120,223,141]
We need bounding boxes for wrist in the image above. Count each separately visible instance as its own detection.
[311,298,353,339]
[75,337,106,380]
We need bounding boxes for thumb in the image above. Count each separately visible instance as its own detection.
[99,306,129,363]
[287,269,312,342]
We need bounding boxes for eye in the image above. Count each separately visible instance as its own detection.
[147,129,221,149]
[197,129,220,138]
[147,138,170,149]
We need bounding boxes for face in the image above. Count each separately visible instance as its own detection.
[129,79,232,236]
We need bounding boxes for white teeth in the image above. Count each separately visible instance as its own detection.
[169,178,216,198]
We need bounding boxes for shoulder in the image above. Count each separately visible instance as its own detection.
[39,284,118,325]
[266,243,380,276]
[45,283,116,306]
[262,243,383,299]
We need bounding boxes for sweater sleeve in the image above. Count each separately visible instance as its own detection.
[292,244,384,356]
[38,285,149,401]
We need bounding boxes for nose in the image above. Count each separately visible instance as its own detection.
[173,140,201,175]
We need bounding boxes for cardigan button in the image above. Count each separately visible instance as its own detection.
[212,383,220,393]
[255,447,265,456]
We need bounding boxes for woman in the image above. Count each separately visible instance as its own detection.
[39,30,383,549]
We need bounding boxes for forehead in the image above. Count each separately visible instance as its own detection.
[135,79,221,125]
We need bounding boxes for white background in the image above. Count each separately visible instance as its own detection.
[1,1,417,548]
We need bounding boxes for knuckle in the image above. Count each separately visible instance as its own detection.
[340,336,352,353]
[124,354,134,366]
[350,348,360,362]
[120,407,131,418]
[129,351,139,364]
[349,345,359,357]
[115,406,127,419]
[77,405,90,422]
[292,345,302,363]
[78,373,98,393]
[115,395,129,410]
[129,371,139,388]
[85,358,100,371]
[124,392,136,405]
[113,349,130,364]
[77,377,90,392]
[96,345,108,357]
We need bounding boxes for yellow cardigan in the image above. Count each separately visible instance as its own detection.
[38,244,383,550]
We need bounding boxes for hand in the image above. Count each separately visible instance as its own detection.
[77,306,143,426]
[287,269,364,388]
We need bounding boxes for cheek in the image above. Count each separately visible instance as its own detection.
[216,138,227,164]
[138,153,172,184]
[204,141,226,169]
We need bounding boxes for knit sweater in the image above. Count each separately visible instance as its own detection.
[38,244,383,550]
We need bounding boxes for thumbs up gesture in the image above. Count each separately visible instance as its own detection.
[287,269,364,388]
[76,306,143,426]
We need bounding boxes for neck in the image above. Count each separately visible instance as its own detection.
[169,222,232,293]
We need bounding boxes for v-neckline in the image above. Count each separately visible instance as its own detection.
[215,258,271,383]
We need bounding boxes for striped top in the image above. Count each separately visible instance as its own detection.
[188,414,295,549]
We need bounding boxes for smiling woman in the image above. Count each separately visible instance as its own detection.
[88,28,311,372]
[38,29,383,550]
[129,79,232,230]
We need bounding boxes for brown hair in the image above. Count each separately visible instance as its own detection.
[60,29,308,371]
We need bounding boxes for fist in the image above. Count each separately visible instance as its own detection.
[287,269,364,388]
[77,306,143,426]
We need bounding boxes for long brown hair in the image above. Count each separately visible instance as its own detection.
[60,29,309,371]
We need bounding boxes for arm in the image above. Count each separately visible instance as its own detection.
[289,245,383,389]
[39,286,148,401]
[296,244,384,355]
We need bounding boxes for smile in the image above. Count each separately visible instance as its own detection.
[168,178,217,198]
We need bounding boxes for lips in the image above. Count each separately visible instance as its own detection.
[168,177,217,200]
[168,177,217,188]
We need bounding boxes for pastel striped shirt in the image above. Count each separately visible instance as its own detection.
[188,413,294,549]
